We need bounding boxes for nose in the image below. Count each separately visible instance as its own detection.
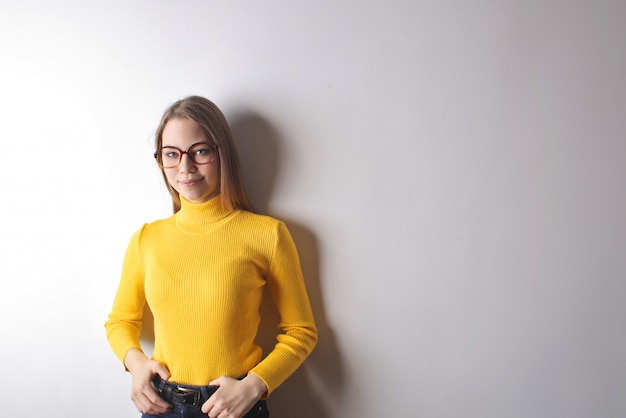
[178,152,197,172]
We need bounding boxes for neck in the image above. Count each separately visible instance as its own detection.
[175,195,233,231]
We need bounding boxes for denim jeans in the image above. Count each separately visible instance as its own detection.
[141,377,269,418]
[141,401,268,418]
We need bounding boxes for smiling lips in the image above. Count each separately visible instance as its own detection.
[178,178,203,187]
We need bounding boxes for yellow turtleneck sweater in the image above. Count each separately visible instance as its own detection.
[105,195,317,395]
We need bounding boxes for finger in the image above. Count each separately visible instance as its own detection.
[134,392,165,415]
[154,363,171,381]
[208,376,223,386]
[201,397,223,416]
[207,407,222,418]
[201,398,214,414]
[145,388,172,410]
[133,385,171,413]
[209,375,236,387]
[143,402,172,415]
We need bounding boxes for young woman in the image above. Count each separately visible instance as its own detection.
[105,96,318,418]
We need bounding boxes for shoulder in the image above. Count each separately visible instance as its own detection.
[235,210,283,226]
[130,214,176,240]
[230,211,293,243]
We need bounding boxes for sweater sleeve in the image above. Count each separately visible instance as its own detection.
[104,226,147,366]
[249,221,318,395]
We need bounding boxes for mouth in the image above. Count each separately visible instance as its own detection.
[178,178,203,187]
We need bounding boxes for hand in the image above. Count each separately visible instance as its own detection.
[201,374,268,418]
[124,348,172,415]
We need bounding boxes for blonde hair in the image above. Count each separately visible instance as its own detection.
[154,96,253,213]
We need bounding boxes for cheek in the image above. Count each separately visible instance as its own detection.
[164,169,178,186]
[202,162,220,179]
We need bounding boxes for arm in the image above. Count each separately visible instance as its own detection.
[105,227,170,413]
[105,228,146,364]
[249,221,318,394]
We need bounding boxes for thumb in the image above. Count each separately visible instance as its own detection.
[154,362,171,381]
[209,376,225,386]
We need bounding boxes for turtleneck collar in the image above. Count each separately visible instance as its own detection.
[175,194,233,231]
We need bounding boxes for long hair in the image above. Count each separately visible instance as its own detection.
[154,96,254,213]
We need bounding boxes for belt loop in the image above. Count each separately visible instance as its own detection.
[163,384,172,400]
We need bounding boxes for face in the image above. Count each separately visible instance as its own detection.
[160,118,220,204]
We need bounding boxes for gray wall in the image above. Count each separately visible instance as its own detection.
[1,1,624,417]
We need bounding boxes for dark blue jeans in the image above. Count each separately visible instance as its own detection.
[141,401,268,418]
[141,376,269,418]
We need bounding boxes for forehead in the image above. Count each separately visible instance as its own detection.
[162,118,206,147]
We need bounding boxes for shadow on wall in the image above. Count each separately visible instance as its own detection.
[231,111,343,418]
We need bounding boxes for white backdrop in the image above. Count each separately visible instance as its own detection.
[1,1,625,417]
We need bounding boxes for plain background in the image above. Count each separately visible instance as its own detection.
[1,1,625,417]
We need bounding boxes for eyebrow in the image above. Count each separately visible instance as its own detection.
[160,141,213,149]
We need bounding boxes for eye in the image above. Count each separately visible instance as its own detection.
[190,143,214,155]
[161,148,180,159]
[194,147,212,156]
[165,150,180,158]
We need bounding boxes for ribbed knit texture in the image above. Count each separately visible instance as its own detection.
[105,195,317,394]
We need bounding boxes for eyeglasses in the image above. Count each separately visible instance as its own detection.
[154,142,217,168]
